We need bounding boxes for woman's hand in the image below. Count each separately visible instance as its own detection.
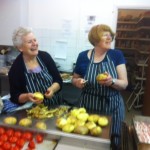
[44,87,54,99]
[19,93,43,104]
[44,83,60,99]
[73,78,87,89]
[97,73,113,87]
[26,93,43,104]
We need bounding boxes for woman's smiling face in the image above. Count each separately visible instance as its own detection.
[20,32,39,57]
[97,32,112,49]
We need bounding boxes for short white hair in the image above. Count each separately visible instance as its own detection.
[12,26,32,48]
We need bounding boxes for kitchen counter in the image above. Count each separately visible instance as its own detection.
[0,108,111,150]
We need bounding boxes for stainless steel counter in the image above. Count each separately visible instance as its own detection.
[0,109,111,150]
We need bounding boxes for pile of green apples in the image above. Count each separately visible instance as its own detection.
[56,107,109,136]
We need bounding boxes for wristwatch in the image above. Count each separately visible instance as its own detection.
[111,79,116,86]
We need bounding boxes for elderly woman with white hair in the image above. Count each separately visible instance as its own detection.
[7,26,62,109]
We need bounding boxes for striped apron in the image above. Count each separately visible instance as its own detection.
[79,50,125,146]
[24,56,61,107]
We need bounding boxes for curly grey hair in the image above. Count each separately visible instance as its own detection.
[12,26,32,48]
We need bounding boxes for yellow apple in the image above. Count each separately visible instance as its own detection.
[70,109,80,117]
[74,120,85,127]
[78,107,86,113]
[85,121,97,130]
[90,126,102,136]
[98,116,109,127]
[77,113,89,122]
[19,117,32,127]
[56,117,67,129]
[3,116,17,125]
[88,114,100,123]
[33,92,44,101]
[35,121,47,130]
[96,73,108,81]
[74,125,89,135]
[62,124,75,133]
[67,116,77,124]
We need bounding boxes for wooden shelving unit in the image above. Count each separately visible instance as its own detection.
[115,11,150,110]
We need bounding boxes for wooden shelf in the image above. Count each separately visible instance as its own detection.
[135,76,146,80]
[117,29,136,31]
[136,63,148,67]
[138,50,150,54]
[137,16,150,24]
[117,21,137,24]
[115,12,150,89]
[116,37,137,40]
[115,47,136,51]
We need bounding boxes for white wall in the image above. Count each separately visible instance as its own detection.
[0,0,150,71]
[0,0,28,45]
[28,0,116,71]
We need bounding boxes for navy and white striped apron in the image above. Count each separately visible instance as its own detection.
[79,50,125,146]
[24,56,61,107]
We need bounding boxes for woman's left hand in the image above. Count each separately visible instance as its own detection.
[97,73,113,86]
[44,88,54,99]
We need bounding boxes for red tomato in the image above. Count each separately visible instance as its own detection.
[22,132,33,141]
[0,134,8,142]
[2,142,12,149]
[9,136,18,143]
[28,140,35,149]
[14,131,22,138]
[0,127,5,135]
[10,145,21,150]
[0,140,3,146]
[6,129,14,137]
[16,139,25,148]
[35,134,43,143]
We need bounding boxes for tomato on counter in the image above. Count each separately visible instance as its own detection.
[9,136,18,143]
[16,138,25,148]
[0,133,8,142]
[0,140,3,146]
[0,127,5,135]
[2,141,12,149]
[10,145,21,150]
[6,129,14,137]
[28,140,35,149]
[35,134,44,143]
[14,131,22,138]
[22,131,33,141]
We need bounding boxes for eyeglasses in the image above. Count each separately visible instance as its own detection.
[102,33,112,39]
